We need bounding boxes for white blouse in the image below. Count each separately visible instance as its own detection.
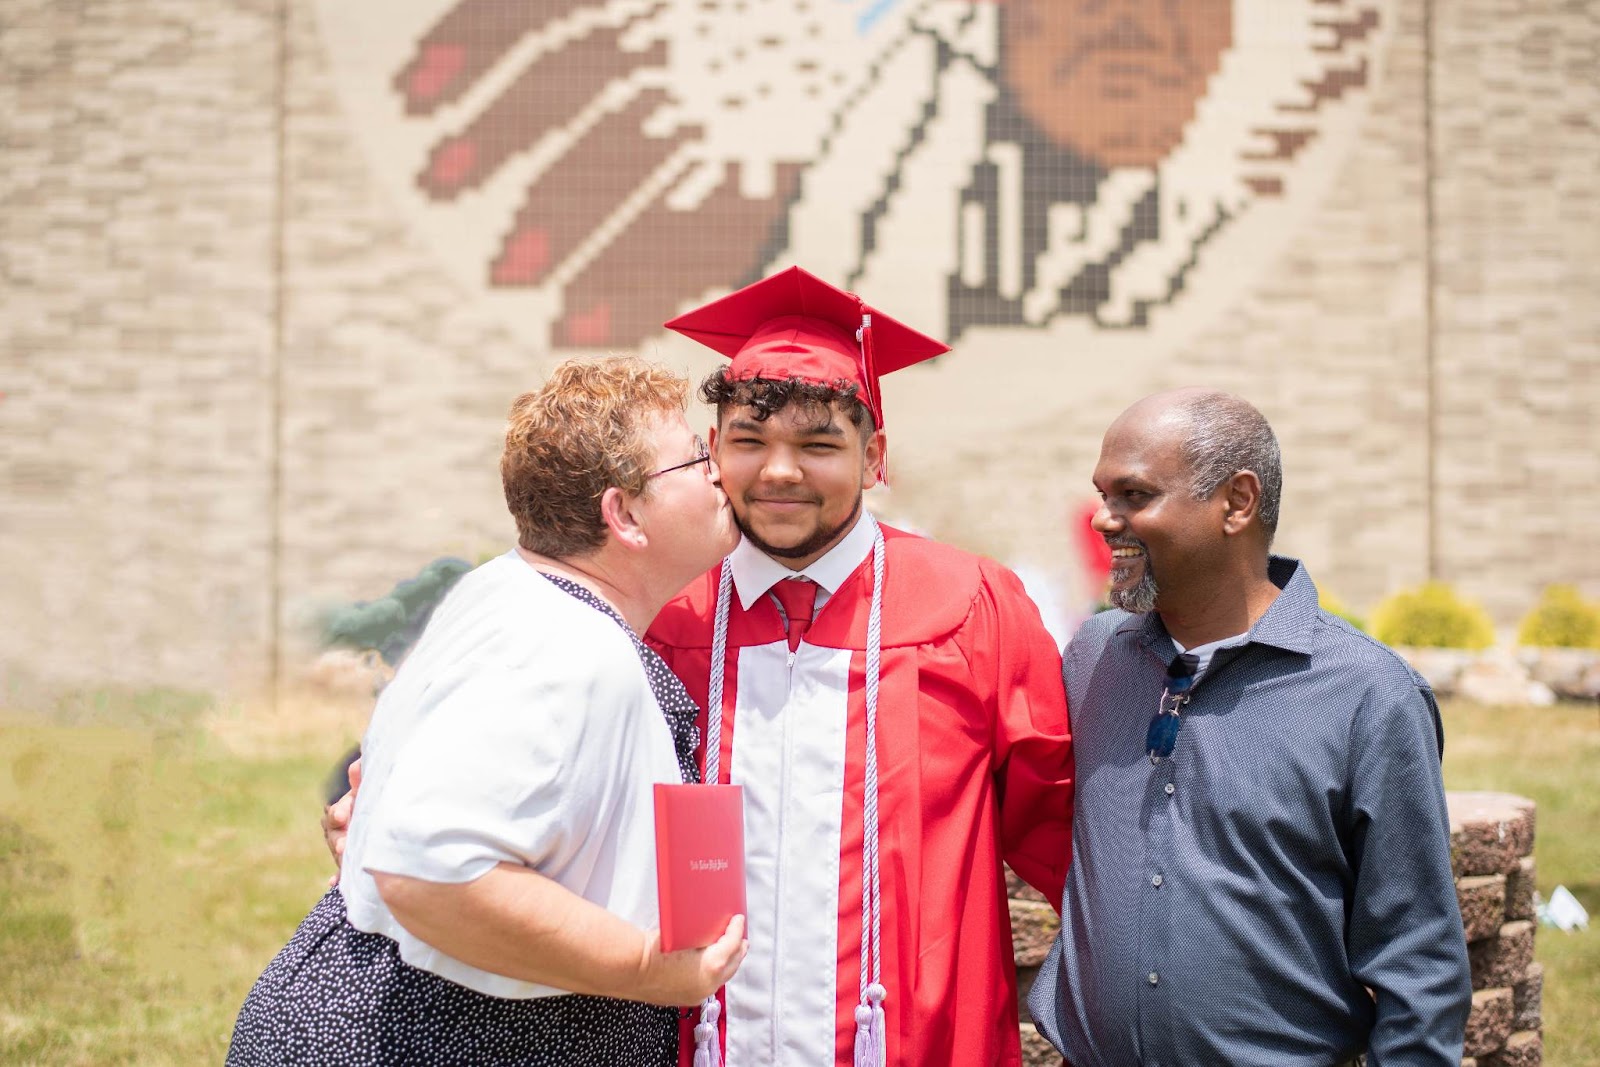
[339,551,682,998]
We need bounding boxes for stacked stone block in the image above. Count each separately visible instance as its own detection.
[1005,791,1542,1066]
[1451,792,1542,1067]
[1004,866,1061,1067]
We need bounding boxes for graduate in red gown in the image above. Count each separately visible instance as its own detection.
[646,267,1074,1067]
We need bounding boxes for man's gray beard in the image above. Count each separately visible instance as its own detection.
[1109,565,1160,614]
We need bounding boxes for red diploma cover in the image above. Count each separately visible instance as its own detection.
[653,783,746,952]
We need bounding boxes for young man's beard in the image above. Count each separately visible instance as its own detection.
[736,493,863,561]
[1109,557,1160,614]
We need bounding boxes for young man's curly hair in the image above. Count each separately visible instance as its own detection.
[699,368,876,434]
[502,356,688,559]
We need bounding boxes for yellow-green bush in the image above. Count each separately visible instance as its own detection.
[1517,585,1600,648]
[1316,586,1367,633]
[1370,582,1495,649]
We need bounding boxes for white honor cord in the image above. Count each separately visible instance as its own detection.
[859,523,888,1067]
[705,557,734,787]
[694,557,737,1067]
[703,521,889,1065]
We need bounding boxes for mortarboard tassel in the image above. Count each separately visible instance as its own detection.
[854,311,888,483]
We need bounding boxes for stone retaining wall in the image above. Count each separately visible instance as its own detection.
[1007,790,1541,1066]
[1401,647,1600,707]
[1452,792,1543,1067]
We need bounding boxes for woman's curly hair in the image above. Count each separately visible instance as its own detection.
[502,356,688,558]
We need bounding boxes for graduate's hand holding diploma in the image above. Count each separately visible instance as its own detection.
[635,914,748,1006]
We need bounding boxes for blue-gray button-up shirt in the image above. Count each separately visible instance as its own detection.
[1029,558,1471,1067]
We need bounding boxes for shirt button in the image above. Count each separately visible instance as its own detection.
[1151,874,1163,887]
[1164,783,1175,795]
[1148,972,1160,985]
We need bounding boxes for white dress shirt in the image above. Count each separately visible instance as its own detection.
[726,510,878,615]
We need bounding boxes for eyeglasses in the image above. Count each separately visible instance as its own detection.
[1146,652,1199,764]
[648,436,712,478]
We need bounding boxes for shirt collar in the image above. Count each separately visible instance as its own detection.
[1115,555,1320,657]
[728,511,878,611]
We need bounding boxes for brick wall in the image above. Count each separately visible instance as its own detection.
[0,0,281,702]
[1005,790,1544,1065]
[2,0,1597,705]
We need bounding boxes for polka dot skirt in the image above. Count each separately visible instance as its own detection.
[226,576,701,1065]
[226,890,679,1065]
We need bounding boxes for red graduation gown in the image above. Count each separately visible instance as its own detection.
[646,525,1074,1067]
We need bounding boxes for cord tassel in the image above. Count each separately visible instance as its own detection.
[698,567,732,1067]
[853,1004,876,1067]
[856,528,888,1066]
[693,998,722,1067]
[867,983,887,1066]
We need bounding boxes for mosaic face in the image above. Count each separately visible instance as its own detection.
[1002,0,1235,169]
[314,0,1392,348]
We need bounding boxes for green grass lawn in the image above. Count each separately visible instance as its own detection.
[1,693,1596,1064]
[1,692,346,1064]
[1441,700,1600,1066]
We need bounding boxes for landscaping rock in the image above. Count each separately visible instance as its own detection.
[1398,647,1474,696]
[1009,898,1060,968]
[1463,988,1514,1059]
[1512,962,1543,1032]
[1468,921,1535,991]
[1520,646,1600,700]
[1005,863,1048,904]
[1016,963,1039,1014]
[1457,875,1508,942]
[1483,1029,1542,1067]
[1448,793,1536,877]
[1504,856,1537,923]
[1456,649,1554,707]
[1019,1023,1060,1067]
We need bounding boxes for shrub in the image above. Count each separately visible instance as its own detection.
[1370,581,1495,650]
[1517,585,1600,648]
[322,556,474,665]
[1316,586,1367,633]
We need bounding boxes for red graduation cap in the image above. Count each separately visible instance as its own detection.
[662,265,949,433]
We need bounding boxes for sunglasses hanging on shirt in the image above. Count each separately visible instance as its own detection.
[1147,652,1200,764]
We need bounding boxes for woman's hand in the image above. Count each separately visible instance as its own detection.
[632,915,748,1006]
[320,758,361,886]
[375,866,746,1004]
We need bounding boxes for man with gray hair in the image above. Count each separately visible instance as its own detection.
[1029,388,1471,1066]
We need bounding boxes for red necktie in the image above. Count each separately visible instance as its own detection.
[771,578,818,653]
